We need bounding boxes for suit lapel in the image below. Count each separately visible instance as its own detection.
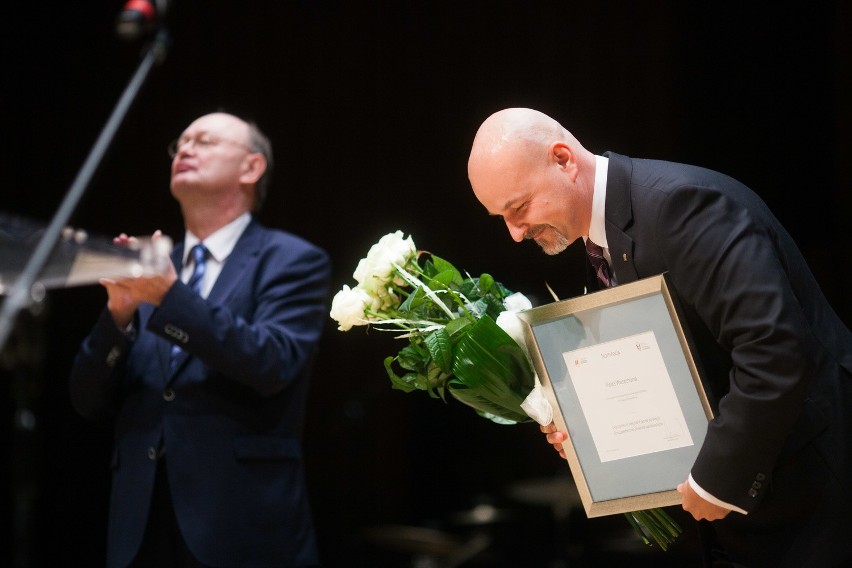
[161,244,184,379]
[207,220,262,305]
[602,152,639,285]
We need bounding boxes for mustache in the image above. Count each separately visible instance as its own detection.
[524,225,550,240]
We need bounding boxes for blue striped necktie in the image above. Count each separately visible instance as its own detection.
[185,243,208,295]
[170,244,207,367]
[586,239,613,287]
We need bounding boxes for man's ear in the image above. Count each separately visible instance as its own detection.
[239,153,267,185]
[549,141,578,177]
[549,141,575,167]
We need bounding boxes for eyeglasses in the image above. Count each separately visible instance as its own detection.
[167,133,254,158]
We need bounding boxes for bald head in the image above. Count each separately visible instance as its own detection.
[469,108,573,165]
[467,108,595,253]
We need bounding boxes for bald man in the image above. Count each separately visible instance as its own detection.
[70,113,331,567]
[468,108,852,567]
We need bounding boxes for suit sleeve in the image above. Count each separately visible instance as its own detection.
[656,186,821,512]
[147,239,332,397]
[68,308,135,420]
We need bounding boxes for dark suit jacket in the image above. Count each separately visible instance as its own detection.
[600,152,852,565]
[70,219,331,568]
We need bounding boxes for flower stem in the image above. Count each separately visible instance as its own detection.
[623,508,682,551]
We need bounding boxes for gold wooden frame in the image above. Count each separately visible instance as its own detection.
[518,274,714,517]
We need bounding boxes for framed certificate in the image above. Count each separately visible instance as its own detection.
[517,274,714,517]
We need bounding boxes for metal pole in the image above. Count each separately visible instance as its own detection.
[0,29,169,350]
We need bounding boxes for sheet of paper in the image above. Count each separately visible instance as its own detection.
[563,330,693,463]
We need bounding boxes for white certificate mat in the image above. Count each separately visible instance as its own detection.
[564,331,693,463]
[518,274,714,517]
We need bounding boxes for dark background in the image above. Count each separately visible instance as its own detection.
[2,1,850,566]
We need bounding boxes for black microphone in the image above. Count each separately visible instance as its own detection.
[116,0,168,41]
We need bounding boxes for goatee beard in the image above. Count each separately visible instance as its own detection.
[527,226,570,255]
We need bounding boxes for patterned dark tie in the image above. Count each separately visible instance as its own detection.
[170,244,207,367]
[185,243,208,295]
[586,239,613,287]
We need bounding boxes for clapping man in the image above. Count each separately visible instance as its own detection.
[70,112,331,567]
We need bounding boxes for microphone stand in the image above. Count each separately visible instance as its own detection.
[0,28,170,351]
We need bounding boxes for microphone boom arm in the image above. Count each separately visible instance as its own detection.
[0,29,170,350]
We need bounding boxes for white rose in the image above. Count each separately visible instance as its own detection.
[329,285,371,331]
[503,291,532,312]
[496,310,528,355]
[354,231,416,288]
[496,292,533,355]
[352,256,372,286]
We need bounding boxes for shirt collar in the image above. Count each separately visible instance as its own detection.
[182,212,252,265]
[588,154,610,248]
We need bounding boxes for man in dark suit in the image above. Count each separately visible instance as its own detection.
[467,107,852,566]
[70,112,331,568]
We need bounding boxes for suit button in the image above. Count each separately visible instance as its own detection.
[756,473,766,481]
[748,488,758,498]
[163,388,175,402]
[147,447,158,461]
[164,324,189,344]
[752,481,762,490]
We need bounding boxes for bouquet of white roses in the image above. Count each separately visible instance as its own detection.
[330,231,682,550]
[330,230,538,424]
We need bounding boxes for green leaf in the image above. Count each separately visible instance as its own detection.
[478,273,494,294]
[448,315,535,423]
[494,280,513,298]
[459,278,483,301]
[429,270,458,289]
[398,285,425,313]
[425,328,453,374]
[482,294,506,320]
[384,356,417,393]
[429,255,463,285]
[425,364,450,397]
[445,316,473,337]
[396,343,428,372]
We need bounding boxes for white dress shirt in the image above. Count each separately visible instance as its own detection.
[180,212,252,299]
